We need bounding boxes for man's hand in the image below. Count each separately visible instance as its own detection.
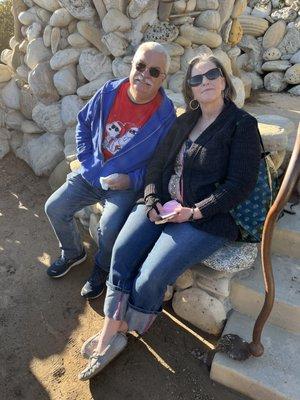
[106,174,131,190]
[148,203,164,222]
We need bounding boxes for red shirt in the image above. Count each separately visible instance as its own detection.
[101,81,162,160]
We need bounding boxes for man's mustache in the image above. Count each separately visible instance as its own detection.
[135,75,153,86]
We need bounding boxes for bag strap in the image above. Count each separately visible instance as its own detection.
[256,122,277,204]
[257,132,270,159]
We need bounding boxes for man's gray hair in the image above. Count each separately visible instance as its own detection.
[133,42,171,74]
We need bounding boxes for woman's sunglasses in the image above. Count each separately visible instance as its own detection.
[188,68,223,87]
[135,62,166,78]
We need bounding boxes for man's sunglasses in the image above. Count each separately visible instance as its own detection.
[135,62,166,78]
[188,68,223,87]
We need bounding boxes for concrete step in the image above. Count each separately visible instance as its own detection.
[211,311,300,400]
[230,253,300,334]
[272,203,300,259]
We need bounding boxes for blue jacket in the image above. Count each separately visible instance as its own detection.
[75,78,176,191]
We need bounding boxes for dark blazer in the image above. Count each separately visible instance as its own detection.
[144,100,261,240]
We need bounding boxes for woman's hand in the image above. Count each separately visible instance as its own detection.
[148,203,164,222]
[169,205,202,223]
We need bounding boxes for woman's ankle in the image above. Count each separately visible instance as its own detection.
[95,329,116,354]
[94,320,127,354]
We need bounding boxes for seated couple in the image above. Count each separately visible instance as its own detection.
[44,42,261,381]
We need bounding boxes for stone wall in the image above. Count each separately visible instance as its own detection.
[0,0,299,170]
[237,0,300,94]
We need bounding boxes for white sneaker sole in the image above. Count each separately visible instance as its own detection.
[81,287,104,300]
[50,253,87,278]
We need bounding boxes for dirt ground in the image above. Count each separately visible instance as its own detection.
[0,91,298,400]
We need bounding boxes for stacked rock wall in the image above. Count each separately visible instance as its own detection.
[0,0,299,170]
[237,0,300,94]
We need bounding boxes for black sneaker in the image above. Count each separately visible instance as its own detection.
[47,249,87,278]
[81,265,108,300]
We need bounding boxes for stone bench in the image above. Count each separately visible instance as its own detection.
[170,242,258,335]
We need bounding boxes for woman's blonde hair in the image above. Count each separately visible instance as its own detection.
[183,54,236,111]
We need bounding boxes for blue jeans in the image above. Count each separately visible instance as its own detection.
[44,171,137,272]
[104,204,227,333]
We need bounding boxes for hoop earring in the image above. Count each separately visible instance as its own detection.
[189,99,199,110]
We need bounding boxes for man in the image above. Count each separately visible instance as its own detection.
[45,42,176,300]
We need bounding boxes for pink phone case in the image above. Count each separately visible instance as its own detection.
[159,200,180,218]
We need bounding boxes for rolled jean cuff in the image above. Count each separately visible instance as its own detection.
[125,304,158,335]
[104,282,130,321]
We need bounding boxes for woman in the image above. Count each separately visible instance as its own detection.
[78,54,261,380]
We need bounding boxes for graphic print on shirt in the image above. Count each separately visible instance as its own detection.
[102,121,138,155]
[101,81,162,160]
